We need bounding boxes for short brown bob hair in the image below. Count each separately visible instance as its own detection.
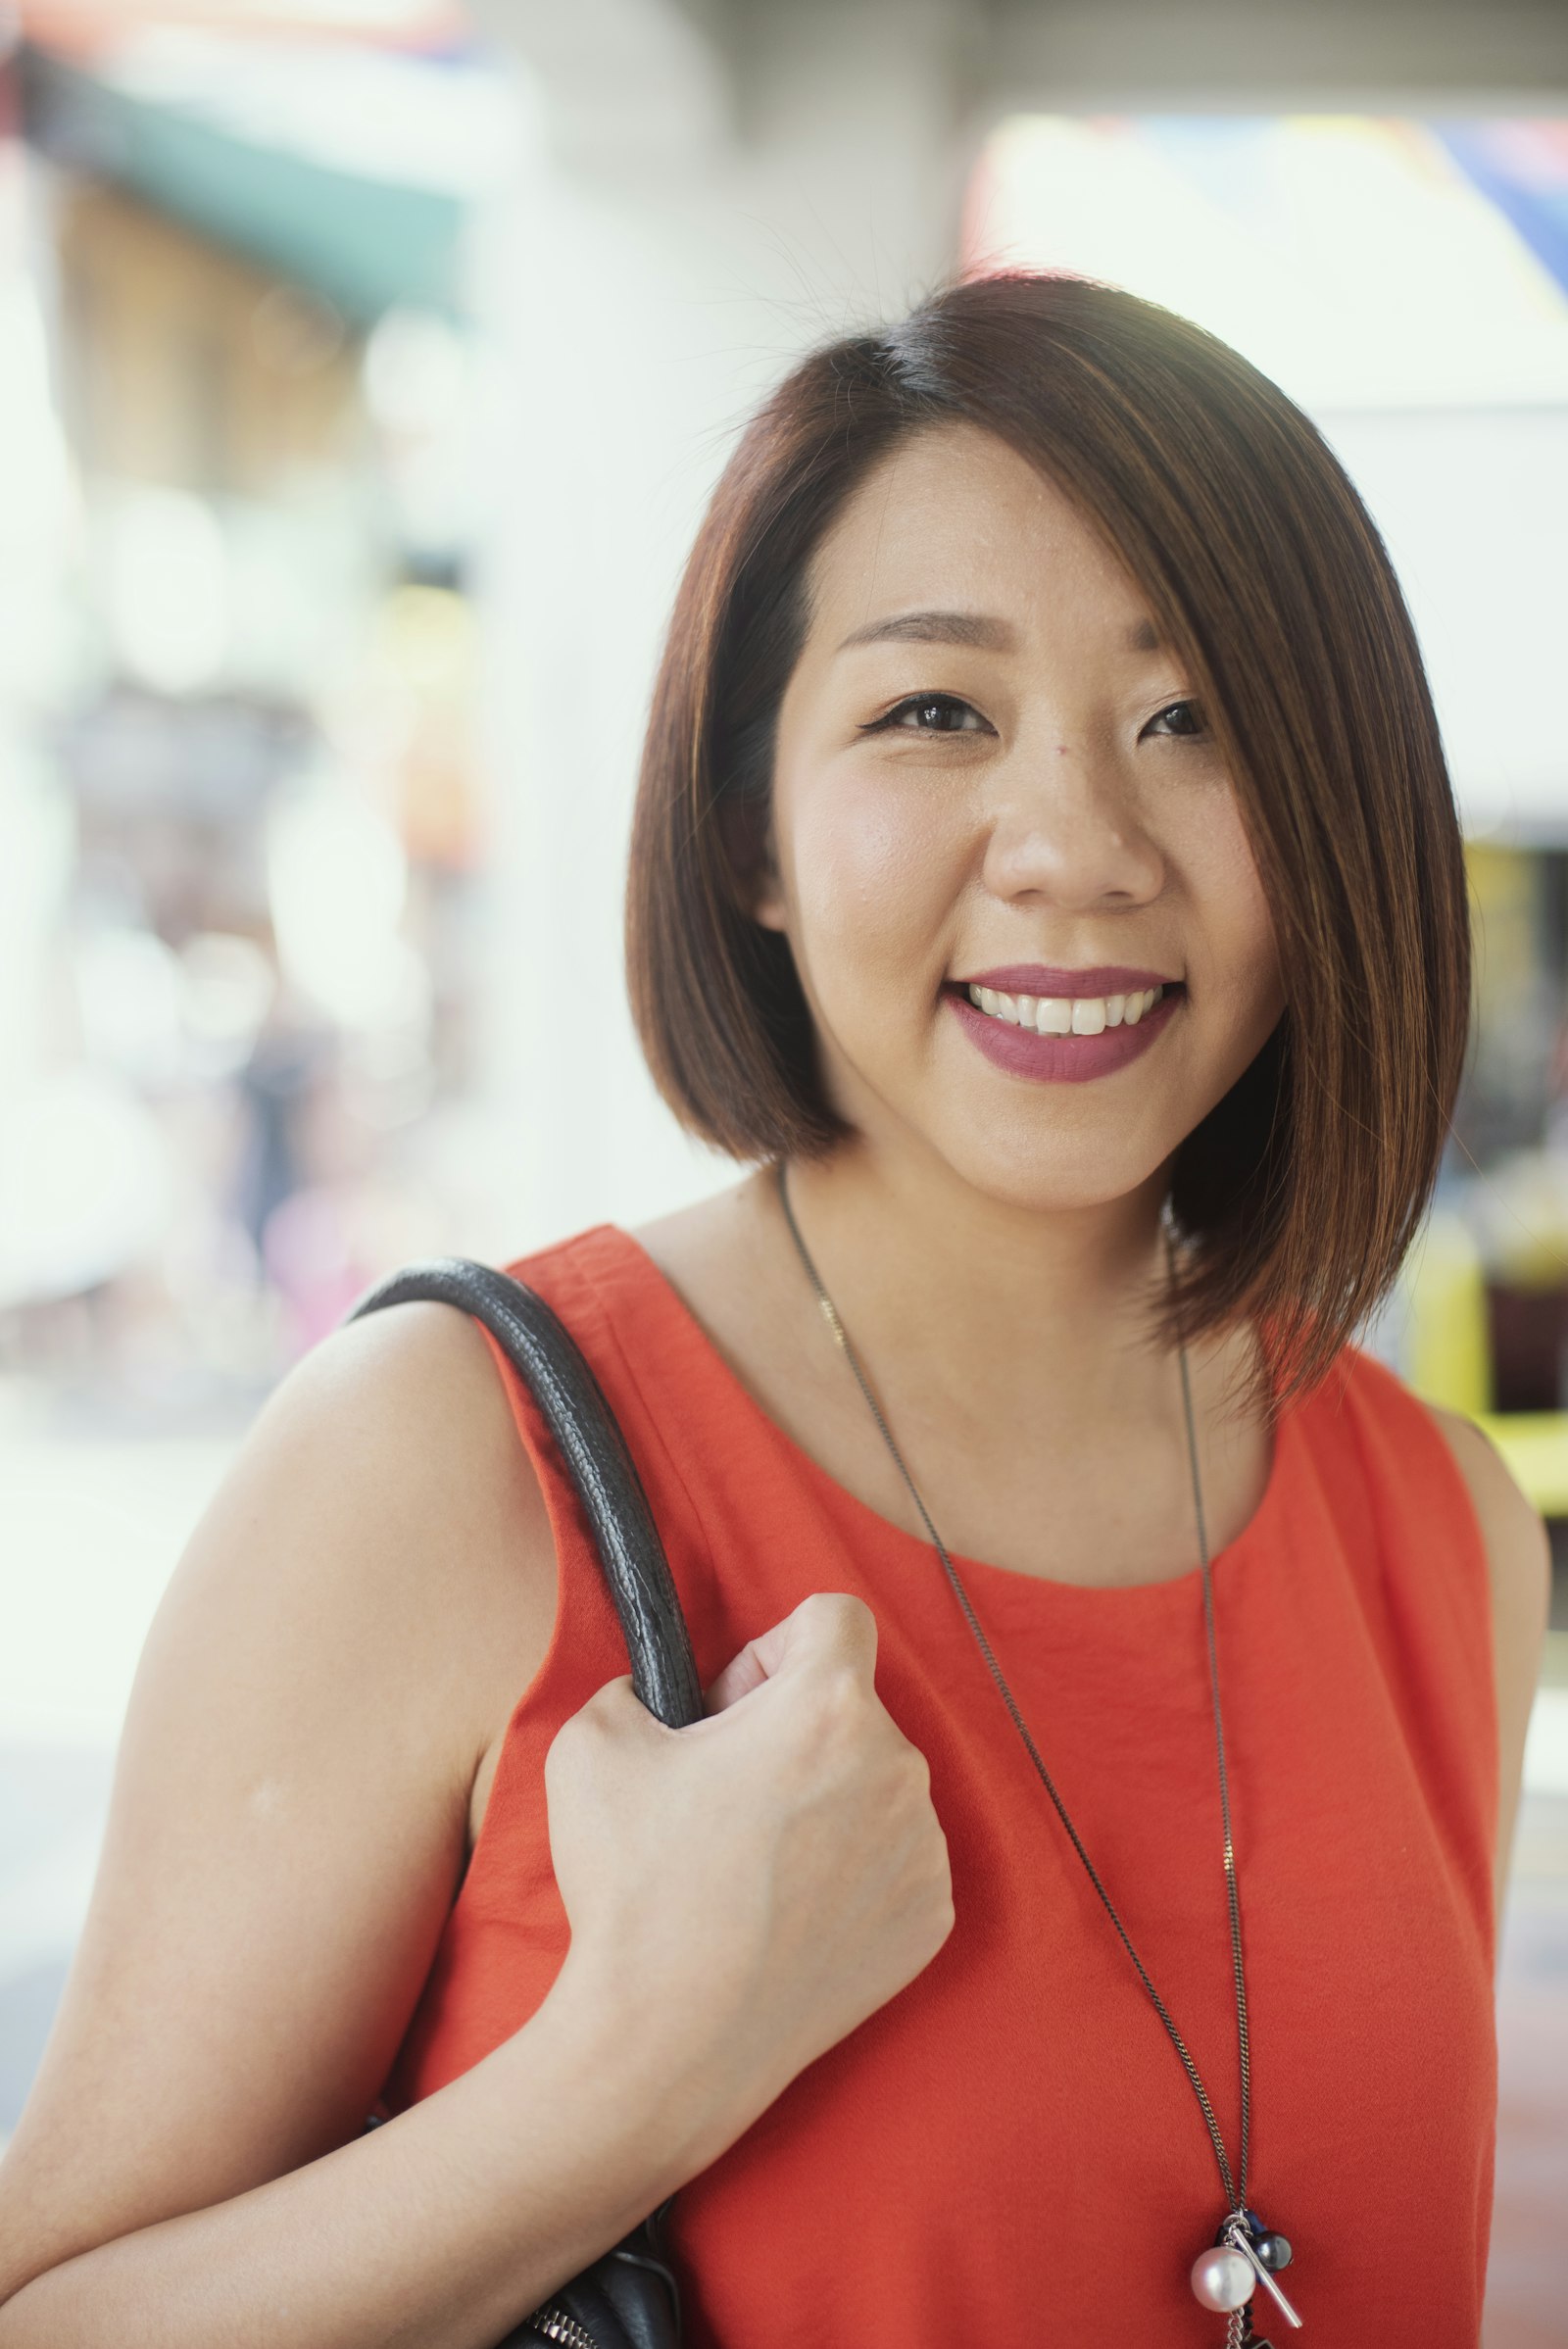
[625,269,1473,1416]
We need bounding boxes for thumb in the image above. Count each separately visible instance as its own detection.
[703,1635,775,1715]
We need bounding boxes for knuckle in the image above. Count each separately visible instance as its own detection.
[793,1590,839,1628]
[812,1661,867,1731]
[804,1589,875,1641]
[832,1590,876,1630]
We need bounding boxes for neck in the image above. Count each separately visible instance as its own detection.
[771,1140,1182,1443]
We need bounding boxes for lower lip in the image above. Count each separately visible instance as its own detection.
[946,986,1183,1084]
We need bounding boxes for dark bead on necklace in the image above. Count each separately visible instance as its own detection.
[1255,2233,1293,2272]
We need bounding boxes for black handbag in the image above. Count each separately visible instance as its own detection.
[347,1255,707,2349]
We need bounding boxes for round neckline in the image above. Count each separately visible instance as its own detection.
[598,1222,1298,1606]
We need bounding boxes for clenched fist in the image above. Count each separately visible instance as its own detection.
[542,1591,955,2164]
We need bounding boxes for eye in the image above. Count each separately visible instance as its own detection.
[1142,698,1208,740]
[859,692,994,737]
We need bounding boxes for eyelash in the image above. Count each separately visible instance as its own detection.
[858,693,1209,741]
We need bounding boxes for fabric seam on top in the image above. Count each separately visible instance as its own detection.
[568,1229,728,1636]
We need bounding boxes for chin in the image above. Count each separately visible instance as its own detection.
[918,1120,1178,1219]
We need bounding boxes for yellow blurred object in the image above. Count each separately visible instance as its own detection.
[1405,1209,1493,1419]
[1474,1413,1568,1517]
[1404,1211,1568,1516]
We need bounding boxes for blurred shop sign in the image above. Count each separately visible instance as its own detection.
[969,115,1568,409]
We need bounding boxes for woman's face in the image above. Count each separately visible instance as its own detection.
[751,421,1287,1213]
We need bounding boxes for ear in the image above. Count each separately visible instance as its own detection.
[717,792,788,932]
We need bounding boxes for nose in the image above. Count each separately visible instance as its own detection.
[978,745,1165,910]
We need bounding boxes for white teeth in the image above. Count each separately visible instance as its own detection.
[965,982,1167,1033]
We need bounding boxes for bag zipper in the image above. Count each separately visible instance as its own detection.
[525,2309,599,2348]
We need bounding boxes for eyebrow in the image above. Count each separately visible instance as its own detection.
[834,608,1163,656]
[836,609,1012,654]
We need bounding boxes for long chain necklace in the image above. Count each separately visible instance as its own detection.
[774,1159,1303,2342]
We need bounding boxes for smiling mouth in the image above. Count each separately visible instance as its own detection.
[944,978,1187,1036]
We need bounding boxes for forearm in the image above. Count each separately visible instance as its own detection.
[0,1962,715,2349]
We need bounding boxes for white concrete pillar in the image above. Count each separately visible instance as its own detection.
[464,0,970,1253]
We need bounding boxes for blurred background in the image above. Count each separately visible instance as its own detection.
[0,0,1564,2334]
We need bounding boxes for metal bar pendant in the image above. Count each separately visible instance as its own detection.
[1226,2226,1303,2329]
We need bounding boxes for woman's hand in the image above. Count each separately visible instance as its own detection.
[543,1590,956,2161]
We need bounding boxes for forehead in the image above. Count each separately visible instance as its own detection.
[802,419,1147,642]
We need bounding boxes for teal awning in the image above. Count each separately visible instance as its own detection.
[24,44,470,322]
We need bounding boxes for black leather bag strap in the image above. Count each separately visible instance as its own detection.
[346,1255,705,1732]
[345,1257,693,2344]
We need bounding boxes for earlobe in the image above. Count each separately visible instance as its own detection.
[746,820,789,931]
[717,792,788,931]
[751,870,788,931]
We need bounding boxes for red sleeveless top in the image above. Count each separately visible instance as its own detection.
[378,1223,1499,2346]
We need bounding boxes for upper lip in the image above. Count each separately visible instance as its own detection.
[954,964,1183,997]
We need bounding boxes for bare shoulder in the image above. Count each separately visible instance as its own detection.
[1420,1398,1552,1645]
[1417,1395,1551,1917]
[190,1292,555,1795]
[627,1168,772,1298]
[628,1168,808,1384]
[0,1293,553,2302]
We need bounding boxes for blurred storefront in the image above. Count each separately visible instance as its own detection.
[1,11,507,1421]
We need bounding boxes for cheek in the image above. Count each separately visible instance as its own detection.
[1189,802,1284,1030]
[789,766,962,978]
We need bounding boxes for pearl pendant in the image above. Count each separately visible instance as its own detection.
[1191,2247,1256,2311]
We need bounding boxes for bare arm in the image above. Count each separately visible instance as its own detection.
[0,1304,709,2348]
[1425,1402,1552,1937]
[0,1297,955,2346]
[0,1980,705,2349]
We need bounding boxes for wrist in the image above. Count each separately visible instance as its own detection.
[531,1945,754,2194]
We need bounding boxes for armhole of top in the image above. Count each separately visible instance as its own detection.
[1413,1390,1505,1835]
[1348,1344,1502,1853]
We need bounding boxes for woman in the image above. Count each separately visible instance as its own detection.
[0,271,1549,2346]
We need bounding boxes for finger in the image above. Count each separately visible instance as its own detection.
[768,1590,879,1681]
[703,1640,771,1714]
[575,1673,670,1737]
[708,1592,878,1712]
